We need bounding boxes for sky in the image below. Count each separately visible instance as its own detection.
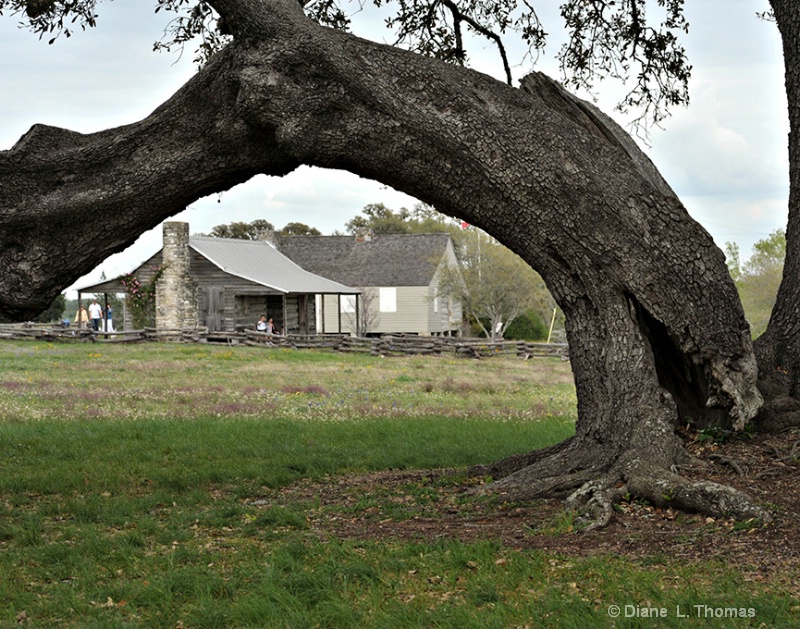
[0,0,788,298]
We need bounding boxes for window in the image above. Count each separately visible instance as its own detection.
[379,287,397,313]
[340,295,357,313]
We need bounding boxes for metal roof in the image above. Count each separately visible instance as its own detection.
[188,236,359,294]
[76,236,360,295]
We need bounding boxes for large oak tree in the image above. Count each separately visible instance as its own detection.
[1,0,797,526]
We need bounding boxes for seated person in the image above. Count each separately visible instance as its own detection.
[256,315,281,335]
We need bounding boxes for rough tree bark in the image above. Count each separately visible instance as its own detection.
[0,0,775,524]
[753,1,800,431]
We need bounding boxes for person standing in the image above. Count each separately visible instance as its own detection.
[74,305,89,329]
[88,299,103,331]
[105,304,115,333]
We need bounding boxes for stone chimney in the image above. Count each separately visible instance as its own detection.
[156,221,198,331]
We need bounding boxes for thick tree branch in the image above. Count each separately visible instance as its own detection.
[0,44,299,318]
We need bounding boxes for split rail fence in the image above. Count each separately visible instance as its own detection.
[0,323,568,360]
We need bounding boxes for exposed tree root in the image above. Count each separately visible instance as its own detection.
[563,479,629,532]
[769,439,800,463]
[708,454,745,476]
[467,438,575,479]
[473,440,773,531]
[474,439,608,502]
[624,462,772,523]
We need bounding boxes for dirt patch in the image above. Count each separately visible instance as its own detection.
[259,429,800,576]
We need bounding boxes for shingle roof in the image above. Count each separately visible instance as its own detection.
[188,236,359,294]
[276,233,452,287]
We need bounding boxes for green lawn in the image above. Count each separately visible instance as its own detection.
[0,341,796,627]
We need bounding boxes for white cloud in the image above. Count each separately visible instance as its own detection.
[646,59,789,221]
[682,194,787,255]
[257,168,420,231]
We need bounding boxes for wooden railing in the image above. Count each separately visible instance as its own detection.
[0,323,568,359]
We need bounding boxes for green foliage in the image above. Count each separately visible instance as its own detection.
[119,266,165,329]
[8,0,97,43]
[345,202,456,235]
[0,293,65,324]
[152,0,229,65]
[696,426,735,445]
[503,308,547,341]
[725,242,742,283]
[726,230,786,338]
[557,0,691,125]
[207,219,324,238]
[281,221,321,236]
[746,229,786,276]
[207,219,276,240]
[62,297,78,320]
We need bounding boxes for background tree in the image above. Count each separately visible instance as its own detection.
[340,287,381,335]
[32,293,66,324]
[503,309,549,341]
[207,219,276,240]
[280,222,321,236]
[345,202,467,235]
[2,0,796,524]
[438,229,552,340]
[345,203,411,235]
[726,230,786,339]
[207,219,324,238]
[0,293,65,324]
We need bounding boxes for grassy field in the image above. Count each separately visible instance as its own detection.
[0,341,796,627]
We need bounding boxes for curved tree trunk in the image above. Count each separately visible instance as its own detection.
[754,1,800,430]
[0,0,769,524]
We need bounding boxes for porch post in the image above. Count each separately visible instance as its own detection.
[355,293,360,337]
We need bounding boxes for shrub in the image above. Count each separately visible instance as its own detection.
[504,310,547,341]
